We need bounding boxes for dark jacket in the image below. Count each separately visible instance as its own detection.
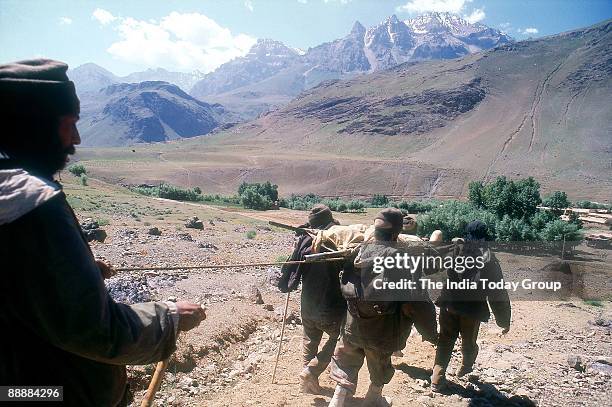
[0,169,177,406]
[341,243,435,352]
[437,244,511,327]
[278,225,346,323]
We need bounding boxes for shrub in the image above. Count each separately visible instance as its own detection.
[241,188,272,210]
[238,181,278,210]
[68,163,87,177]
[574,200,611,211]
[281,193,322,210]
[530,210,557,231]
[495,215,537,241]
[394,200,440,213]
[131,183,203,202]
[238,181,278,201]
[347,200,366,212]
[370,194,389,207]
[538,219,582,241]
[246,230,257,239]
[80,174,88,186]
[418,201,497,240]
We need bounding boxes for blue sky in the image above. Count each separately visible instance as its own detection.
[1,0,610,76]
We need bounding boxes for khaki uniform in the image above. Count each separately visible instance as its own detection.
[330,243,433,393]
[279,223,346,376]
[303,318,343,376]
[330,336,394,393]
[432,247,511,385]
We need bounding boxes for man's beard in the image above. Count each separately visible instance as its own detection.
[27,144,76,179]
[61,145,76,168]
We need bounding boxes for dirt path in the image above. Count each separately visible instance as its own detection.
[68,178,611,407]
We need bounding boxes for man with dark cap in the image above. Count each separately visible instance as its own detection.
[431,220,511,392]
[0,59,206,406]
[278,204,346,394]
[329,208,426,407]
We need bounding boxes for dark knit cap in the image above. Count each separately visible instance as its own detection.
[374,208,404,234]
[0,59,80,120]
[308,204,334,228]
[465,220,489,241]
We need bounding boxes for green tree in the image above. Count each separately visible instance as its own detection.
[240,187,272,210]
[567,212,583,228]
[468,181,485,208]
[513,177,542,219]
[539,220,582,241]
[474,176,541,219]
[542,191,570,214]
[68,163,87,177]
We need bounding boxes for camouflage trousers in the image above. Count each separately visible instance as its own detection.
[432,307,480,385]
[302,317,342,377]
[329,336,394,394]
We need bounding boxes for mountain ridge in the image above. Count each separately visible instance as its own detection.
[76,18,611,201]
[190,12,511,119]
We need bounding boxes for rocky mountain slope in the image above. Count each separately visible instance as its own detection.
[69,12,510,127]
[193,12,511,119]
[79,19,611,200]
[68,63,119,94]
[78,81,233,146]
[212,19,608,200]
[68,64,204,94]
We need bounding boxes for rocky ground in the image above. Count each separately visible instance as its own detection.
[65,177,611,407]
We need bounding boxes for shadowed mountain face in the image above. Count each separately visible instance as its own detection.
[79,82,233,147]
[102,19,607,201]
[192,12,511,119]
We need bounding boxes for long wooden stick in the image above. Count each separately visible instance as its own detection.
[272,291,291,384]
[141,358,170,407]
[114,258,344,273]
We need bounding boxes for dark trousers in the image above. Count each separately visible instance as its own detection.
[432,307,480,384]
[302,318,342,376]
[329,336,394,393]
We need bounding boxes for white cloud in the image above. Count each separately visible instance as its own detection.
[518,27,539,35]
[464,8,485,23]
[397,0,471,14]
[244,0,254,12]
[59,16,72,25]
[499,22,511,29]
[92,8,116,25]
[324,0,352,4]
[102,11,256,73]
[297,0,308,3]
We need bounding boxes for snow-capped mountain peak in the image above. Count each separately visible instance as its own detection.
[247,38,301,59]
[405,12,486,36]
